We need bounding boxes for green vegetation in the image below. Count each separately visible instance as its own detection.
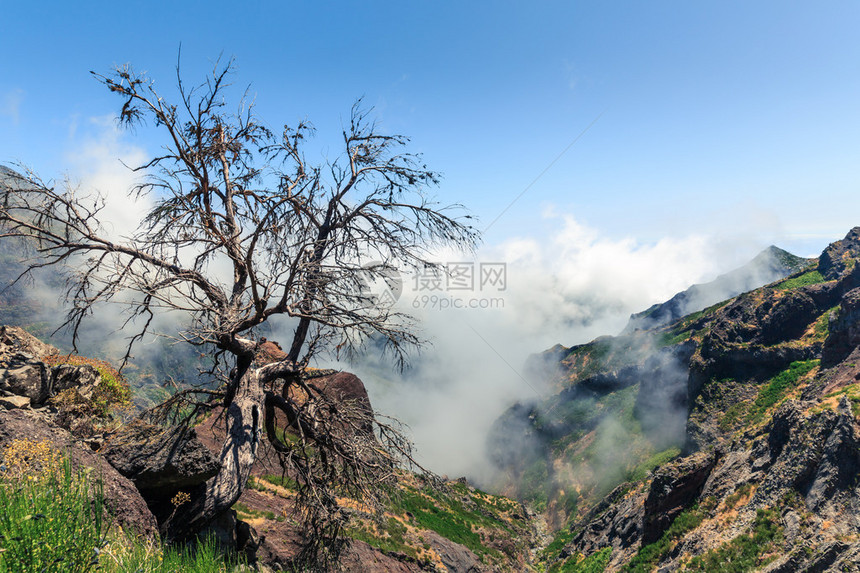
[657,329,691,348]
[774,270,826,291]
[558,547,612,573]
[625,447,681,483]
[749,360,819,422]
[346,517,417,559]
[259,473,298,490]
[541,528,577,563]
[232,501,281,522]
[389,487,501,559]
[719,400,750,431]
[520,458,550,511]
[0,456,106,571]
[811,306,839,341]
[43,354,132,417]
[823,383,860,417]
[0,439,242,572]
[657,299,733,348]
[724,483,755,509]
[685,508,783,572]
[622,500,715,572]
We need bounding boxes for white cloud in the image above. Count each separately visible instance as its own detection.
[63,115,151,240]
[337,211,768,483]
[1,89,25,124]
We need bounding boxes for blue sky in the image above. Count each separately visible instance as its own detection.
[2,1,859,257]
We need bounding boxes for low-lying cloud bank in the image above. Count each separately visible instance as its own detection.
[334,210,780,483]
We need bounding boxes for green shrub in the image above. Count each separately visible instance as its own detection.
[0,439,242,572]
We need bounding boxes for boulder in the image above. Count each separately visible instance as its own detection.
[0,409,158,538]
[642,450,717,543]
[0,395,30,409]
[52,363,101,397]
[0,360,51,405]
[102,421,221,495]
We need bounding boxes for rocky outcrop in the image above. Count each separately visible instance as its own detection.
[0,358,51,404]
[818,226,860,279]
[0,409,159,538]
[641,450,717,543]
[822,287,860,366]
[0,326,105,412]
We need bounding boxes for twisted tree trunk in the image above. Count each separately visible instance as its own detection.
[170,361,266,538]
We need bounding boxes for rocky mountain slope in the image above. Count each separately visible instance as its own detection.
[491,227,860,571]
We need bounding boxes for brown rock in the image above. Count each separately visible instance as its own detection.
[0,395,30,409]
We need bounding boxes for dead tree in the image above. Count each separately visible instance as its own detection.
[0,57,478,562]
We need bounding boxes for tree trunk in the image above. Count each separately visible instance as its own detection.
[172,364,264,538]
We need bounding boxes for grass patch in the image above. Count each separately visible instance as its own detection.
[622,499,715,572]
[749,360,819,422]
[346,517,417,559]
[556,546,612,573]
[719,401,750,432]
[260,473,298,490]
[685,508,783,572]
[232,502,280,522]
[388,486,506,560]
[657,330,691,348]
[0,438,242,572]
[774,270,826,291]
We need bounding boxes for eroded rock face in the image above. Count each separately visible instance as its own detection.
[822,287,860,367]
[642,451,717,544]
[0,409,159,538]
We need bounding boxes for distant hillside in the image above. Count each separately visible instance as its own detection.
[491,227,860,571]
[624,245,813,333]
